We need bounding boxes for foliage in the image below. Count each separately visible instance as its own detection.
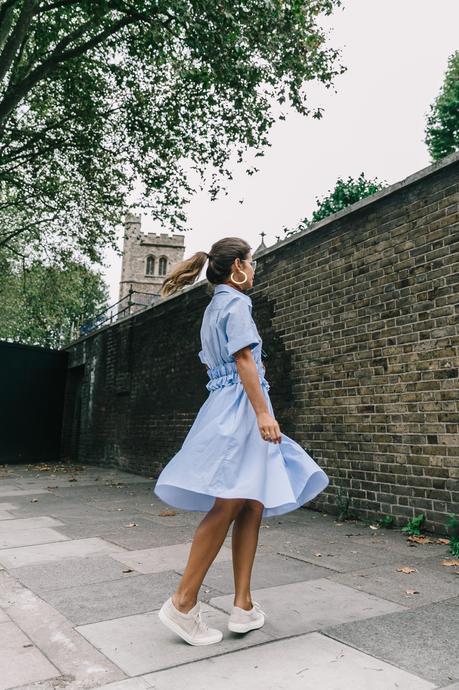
[401,513,425,537]
[424,50,459,161]
[335,485,352,521]
[446,514,459,557]
[377,515,395,529]
[0,0,346,266]
[0,256,109,348]
[284,171,385,237]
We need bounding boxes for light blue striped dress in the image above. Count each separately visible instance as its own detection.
[154,283,329,517]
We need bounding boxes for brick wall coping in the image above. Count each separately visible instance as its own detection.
[64,150,458,349]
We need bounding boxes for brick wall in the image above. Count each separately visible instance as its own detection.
[62,151,459,533]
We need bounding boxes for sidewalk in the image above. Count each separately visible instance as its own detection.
[0,463,457,690]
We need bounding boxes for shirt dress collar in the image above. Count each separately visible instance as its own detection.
[213,283,252,305]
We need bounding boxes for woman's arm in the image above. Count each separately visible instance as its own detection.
[233,347,281,443]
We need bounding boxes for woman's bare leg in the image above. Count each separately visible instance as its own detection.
[172,497,246,613]
[231,499,264,610]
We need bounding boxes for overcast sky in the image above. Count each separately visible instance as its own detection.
[102,0,459,304]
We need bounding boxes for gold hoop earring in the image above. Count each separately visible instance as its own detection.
[230,270,248,285]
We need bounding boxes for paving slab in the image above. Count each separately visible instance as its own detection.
[0,495,69,516]
[12,475,151,490]
[142,631,437,690]
[88,680,152,690]
[178,552,328,594]
[0,486,50,497]
[276,534,450,571]
[328,554,459,607]
[76,602,272,676]
[0,571,125,689]
[323,596,459,687]
[0,620,60,690]
[263,518,449,560]
[89,501,162,513]
[252,529,410,572]
[0,517,64,532]
[36,570,221,626]
[0,503,19,511]
[0,511,14,520]
[110,542,233,574]
[100,526,194,550]
[40,485,154,502]
[0,537,126,569]
[47,515,159,541]
[11,555,140,593]
[137,512,205,529]
[210,578,405,638]
[235,524,329,556]
[346,530,453,559]
[16,502,139,520]
[0,528,69,550]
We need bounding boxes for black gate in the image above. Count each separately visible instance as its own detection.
[0,341,68,463]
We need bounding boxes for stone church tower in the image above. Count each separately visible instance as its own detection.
[118,212,185,314]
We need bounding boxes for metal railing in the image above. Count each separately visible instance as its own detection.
[73,285,160,339]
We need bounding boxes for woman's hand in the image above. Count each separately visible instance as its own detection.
[257,411,281,444]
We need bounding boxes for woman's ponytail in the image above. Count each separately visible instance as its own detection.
[160,251,209,297]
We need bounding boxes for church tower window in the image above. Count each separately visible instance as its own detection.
[158,256,168,276]
[146,255,155,275]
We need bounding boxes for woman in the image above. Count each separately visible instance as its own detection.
[154,237,329,646]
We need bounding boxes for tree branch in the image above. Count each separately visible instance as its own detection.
[0,0,37,84]
[0,215,56,248]
[0,1,17,54]
[0,12,139,129]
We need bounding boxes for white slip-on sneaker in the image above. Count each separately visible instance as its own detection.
[227,600,266,633]
[158,597,223,645]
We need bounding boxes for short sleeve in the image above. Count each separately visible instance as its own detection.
[225,299,259,358]
[198,349,207,364]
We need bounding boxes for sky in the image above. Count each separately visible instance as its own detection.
[101,0,459,305]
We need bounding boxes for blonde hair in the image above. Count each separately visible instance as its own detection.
[160,237,251,298]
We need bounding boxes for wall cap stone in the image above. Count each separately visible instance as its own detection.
[64,150,458,350]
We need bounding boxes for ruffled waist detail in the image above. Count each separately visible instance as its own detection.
[206,360,270,393]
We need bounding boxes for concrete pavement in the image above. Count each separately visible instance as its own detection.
[0,463,457,690]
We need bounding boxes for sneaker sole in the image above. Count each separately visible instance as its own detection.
[227,618,265,633]
[158,607,223,646]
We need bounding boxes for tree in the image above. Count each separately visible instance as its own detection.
[424,50,459,161]
[0,0,346,266]
[0,257,109,347]
[284,172,386,237]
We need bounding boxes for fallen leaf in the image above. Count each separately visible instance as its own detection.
[405,589,419,595]
[397,566,417,574]
[125,523,137,528]
[122,568,134,573]
[159,509,177,516]
[68,478,77,482]
[314,553,322,557]
[442,559,459,567]
[406,535,434,544]
[30,498,38,503]
[436,538,450,545]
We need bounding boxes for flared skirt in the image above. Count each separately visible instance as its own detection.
[153,382,329,518]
